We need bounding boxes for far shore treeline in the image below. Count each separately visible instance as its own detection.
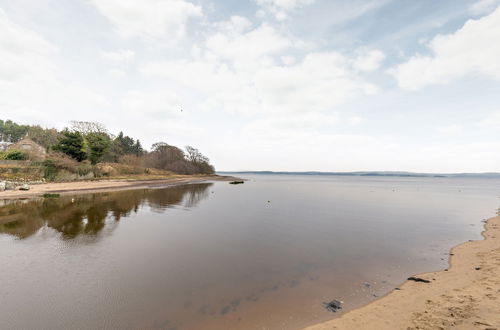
[0,119,214,180]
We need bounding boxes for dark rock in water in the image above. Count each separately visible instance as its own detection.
[323,299,342,312]
[363,282,371,288]
[394,288,401,290]
[475,267,481,270]
[229,181,244,185]
[407,276,431,283]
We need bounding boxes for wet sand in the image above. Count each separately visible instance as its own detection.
[304,210,500,330]
[0,175,238,199]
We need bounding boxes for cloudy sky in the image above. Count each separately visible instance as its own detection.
[1,0,499,172]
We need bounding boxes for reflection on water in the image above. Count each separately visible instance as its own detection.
[0,183,212,239]
[0,176,499,330]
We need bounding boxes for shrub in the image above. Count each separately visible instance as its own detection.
[42,159,57,181]
[2,150,27,160]
[119,154,143,167]
[42,152,95,181]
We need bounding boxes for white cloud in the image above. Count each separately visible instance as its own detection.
[478,111,500,127]
[212,15,253,35]
[141,50,379,115]
[352,48,385,72]
[108,68,127,78]
[0,8,55,81]
[254,52,379,113]
[140,16,380,116]
[436,124,463,136]
[206,24,292,68]
[91,0,202,39]
[101,49,135,63]
[121,90,182,118]
[256,0,315,11]
[255,0,315,20]
[244,113,339,140]
[0,8,107,126]
[469,0,500,15]
[348,116,364,125]
[392,6,500,90]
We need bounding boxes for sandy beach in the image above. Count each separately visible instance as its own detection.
[0,175,238,199]
[304,210,500,330]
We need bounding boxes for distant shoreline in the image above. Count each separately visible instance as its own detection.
[218,171,500,178]
[303,209,500,330]
[0,175,240,199]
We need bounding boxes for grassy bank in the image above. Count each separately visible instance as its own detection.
[0,159,179,184]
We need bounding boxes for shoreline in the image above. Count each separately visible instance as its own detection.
[0,175,240,199]
[304,209,500,330]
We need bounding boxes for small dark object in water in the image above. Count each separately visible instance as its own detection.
[407,277,431,283]
[229,181,244,185]
[444,269,448,271]
[43,193,60,198]
[323,299,342,312]
[363,282,371,288]
[394,288,401,290]
[475,267,481,270]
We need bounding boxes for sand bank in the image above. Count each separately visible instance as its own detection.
[304,210,500,330]
[0,175,238,199]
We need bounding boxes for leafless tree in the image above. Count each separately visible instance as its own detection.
[70,121,108,135]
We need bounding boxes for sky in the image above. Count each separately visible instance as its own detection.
[0,0,499,172]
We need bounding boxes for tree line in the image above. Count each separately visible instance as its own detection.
[0,119,214,175]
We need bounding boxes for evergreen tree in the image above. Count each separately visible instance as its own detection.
[86,132,111,164]
[53,130,87,161]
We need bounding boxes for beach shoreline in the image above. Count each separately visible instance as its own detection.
[303,209,500,330]
[0,175,240,199]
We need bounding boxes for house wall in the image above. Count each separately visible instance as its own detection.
[7,139,46,160]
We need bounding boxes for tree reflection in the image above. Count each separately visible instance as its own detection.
[0,183,212,239]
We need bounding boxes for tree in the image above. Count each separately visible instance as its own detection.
[185,146,215,174]
[70,121,107,135]
[146,142,186,170]
[185,146,209,164]
[132,139,144,156]
[27,125,60,149]
[103,132,143,162]
[114,132,137,155]
[53,130,87,161]
[0,119,29,142]
[86,132,111,165]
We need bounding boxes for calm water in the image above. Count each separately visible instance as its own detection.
[1,175,499,330]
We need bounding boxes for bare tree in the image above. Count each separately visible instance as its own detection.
[70,121,108,135]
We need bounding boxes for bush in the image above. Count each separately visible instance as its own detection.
[42,159,57,181]
[2,150,27,160]
[42,152,95,181]
[119,154,143,167]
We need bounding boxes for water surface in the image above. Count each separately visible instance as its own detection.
[1,175,499,329]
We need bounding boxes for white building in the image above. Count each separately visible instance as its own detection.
[0,141,13,152]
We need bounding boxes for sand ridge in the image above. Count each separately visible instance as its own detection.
[304,210,500,330]
[0,175,239,199]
